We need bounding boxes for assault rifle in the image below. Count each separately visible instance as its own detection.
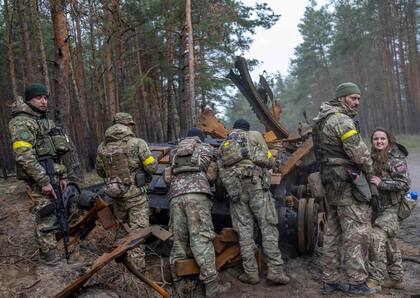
[38,156,71,261]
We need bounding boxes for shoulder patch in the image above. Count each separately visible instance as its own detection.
[19,131,31,140]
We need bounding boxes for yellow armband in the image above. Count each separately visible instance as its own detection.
[341,130,358,141]
[12,140,33,151]
[143,155,156,167]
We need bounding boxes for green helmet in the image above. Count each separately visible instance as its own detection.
[113,112,135,125]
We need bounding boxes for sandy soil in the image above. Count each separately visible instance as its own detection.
[0,153,419,298]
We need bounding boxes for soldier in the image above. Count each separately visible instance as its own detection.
[96,112,158,271]
[164,128,231,298]
[218,119,289,285]
[367,128,410,290]
[312,82,375,296]
[9,83,72,265]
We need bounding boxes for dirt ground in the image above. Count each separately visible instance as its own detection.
[0,153,419,298]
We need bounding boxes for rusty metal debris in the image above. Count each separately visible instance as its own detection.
[54,225,172,298]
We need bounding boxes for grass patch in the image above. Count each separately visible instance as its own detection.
[397,135,420,153]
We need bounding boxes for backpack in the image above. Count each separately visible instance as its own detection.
[172,138,202,175]
[219,130,250,167]
[97,140,131,198]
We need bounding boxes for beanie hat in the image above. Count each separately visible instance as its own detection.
[113,112,135,125]
[233,119,250,131]
[25,83,48,101]
[187,127,205,142]
[335,82,360,98]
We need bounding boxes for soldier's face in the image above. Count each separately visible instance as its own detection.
[343,93,360,109]
[29,95,48,111]
[372,131,389,151]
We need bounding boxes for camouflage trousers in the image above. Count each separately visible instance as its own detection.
[322,202,371,284]
[169,193,218,283]
[230,176,284,275]
[114,192,149,270]
[31,190,57,255]
[367,206,403,284]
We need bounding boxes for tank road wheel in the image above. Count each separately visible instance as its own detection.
[297,198,307,254]
[305,198,318,253]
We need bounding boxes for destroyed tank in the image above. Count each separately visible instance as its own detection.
[84,57,326,256]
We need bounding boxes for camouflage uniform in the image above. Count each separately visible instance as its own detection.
[96,114,157,270]
[219,129,285,278]
[166,137,219,285]
[313,100,373,285]
[8,96,68,256]
[367,146,410,285]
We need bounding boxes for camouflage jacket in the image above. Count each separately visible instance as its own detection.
[96,123,158,180]
[228,129,273,169]
[372,146,410,209]
[8,97,67,187]
[167,138,216,199]
[313,100,373,176]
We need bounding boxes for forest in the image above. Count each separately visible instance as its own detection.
[0,0,419,173]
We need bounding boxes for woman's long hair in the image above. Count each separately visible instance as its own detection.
[370,127,397,175]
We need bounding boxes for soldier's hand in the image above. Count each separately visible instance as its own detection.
[370,176,381,186]
[42,183,57,199]
[59,179,68,192]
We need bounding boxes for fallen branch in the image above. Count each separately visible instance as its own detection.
[403,256,420,264]
[21,279,41,289]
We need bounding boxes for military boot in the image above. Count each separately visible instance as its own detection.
[348,282,376,296]
[267,266,290,285]
[321,282,349,294]
[238,271,260,285]
[382,279,405,289]
[205,279,232,298]
[40,249,61,266]
[366,280,382,292]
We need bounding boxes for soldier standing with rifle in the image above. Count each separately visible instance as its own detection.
[312,82,375,296]
[9,83,72,265]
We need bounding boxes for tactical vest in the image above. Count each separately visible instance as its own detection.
[171,138,202,175]
[97,139,132,198]
[220,130,250,167]
[312,113,350,165]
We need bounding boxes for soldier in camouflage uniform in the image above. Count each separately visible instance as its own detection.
[312,82,375,296]
[9,83,71,265]
[164,128,231,298]
[367,128,410,291]
[96,112,158,271]
[218,119,289,285]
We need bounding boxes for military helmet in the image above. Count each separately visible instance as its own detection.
[113,112,135,125]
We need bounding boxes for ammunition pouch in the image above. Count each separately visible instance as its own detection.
[49,127,71,155]
[105,177,130,199]
[308,172,326,198]
[321,165,349,184]
[261,169,271,190]
[218,166,241,202]
[349,172,371,203]
[36,202,56,219]
[398,195,417,221]
[135,171,152,188]
[172,165,201,175]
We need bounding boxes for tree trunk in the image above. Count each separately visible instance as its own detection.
[17,0,34,84]
[178,20,189,136]
[185,0,196,126]
[35,0,51,93]
[111,0,124,104]
[3,0,18,99]
[104,0,118,119]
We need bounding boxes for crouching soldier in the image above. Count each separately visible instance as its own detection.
[164,128,231,298]
[96,112,157,271]
[9,83,72,265]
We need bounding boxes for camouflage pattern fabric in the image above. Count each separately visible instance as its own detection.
[322,201,371,284]
[219,129,284,276]
[32,190,58,254]
[9,97,67,187]
[168,141,216,199]
[96,122,157,270]
[367,206,403,284]
[169,193,217,283]
[9,97,69,255]
[114,193,149,270]
[229,174,284,275]
[367,146,410,284]
[313,101,373,206]
[313,100,373,285]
